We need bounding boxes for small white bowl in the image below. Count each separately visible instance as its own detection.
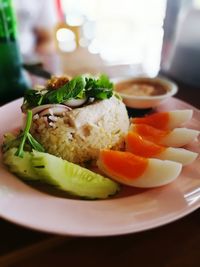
[114,76,178,109]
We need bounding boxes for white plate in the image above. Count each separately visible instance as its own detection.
[0,98,200,236]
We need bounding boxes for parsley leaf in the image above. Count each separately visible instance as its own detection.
[44,76,85,104]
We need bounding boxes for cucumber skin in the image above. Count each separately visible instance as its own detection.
[3,148,119,199]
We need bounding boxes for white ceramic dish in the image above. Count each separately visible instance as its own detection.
[115,76,178,109]
[0,98,199,236]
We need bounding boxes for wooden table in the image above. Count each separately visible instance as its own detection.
[0,53,200,267]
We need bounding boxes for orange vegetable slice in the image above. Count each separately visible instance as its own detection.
[125,132,166,157]
[131,112,169,130]
[98,150,148,180]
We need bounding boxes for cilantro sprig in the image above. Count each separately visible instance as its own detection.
[22,74,113,111]
[21,90,45,111]
[15,110,45,157]
[85,74,113,99]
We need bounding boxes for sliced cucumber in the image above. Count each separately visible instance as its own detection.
[3,148,119,199]
[32,150,120,199]
[3,148,39,180]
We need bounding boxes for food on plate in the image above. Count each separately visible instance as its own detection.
[125,132,198,165]
[31,96,129,164]
[131,109,193,130]
[131,124,199,147]
[22,75,129,164]
[2,74,127,199]
[97,150,182,188]
[1,71,199,199]
[3,148,119,199]
[3,147,39,180]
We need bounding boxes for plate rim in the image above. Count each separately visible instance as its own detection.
[0,97,200,236]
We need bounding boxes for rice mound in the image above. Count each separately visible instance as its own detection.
[31,96,129,164]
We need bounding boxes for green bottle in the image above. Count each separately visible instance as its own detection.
[0,0,29,103]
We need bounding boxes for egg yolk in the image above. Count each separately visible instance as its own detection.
[132,112,169,130]
[132,124,169,143]
[100,150,148,180]
[125,132,166,157]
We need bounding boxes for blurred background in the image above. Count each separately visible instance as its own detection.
[10,0,200,85]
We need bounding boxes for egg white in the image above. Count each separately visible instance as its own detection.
[160,128,199,147]
[167,109,193,129]
[98,157,182,188]
[155,147,198,165]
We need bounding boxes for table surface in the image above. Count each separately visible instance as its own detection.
[0,52,200,267]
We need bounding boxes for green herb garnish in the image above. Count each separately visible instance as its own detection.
[44,76,85,104]
[15,110,45,157]
[22,74,113,111]
[21,90,45,112]
[85,74,113,99]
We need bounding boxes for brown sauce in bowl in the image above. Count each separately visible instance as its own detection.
[115,78,168,97]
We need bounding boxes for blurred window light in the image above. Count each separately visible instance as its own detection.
[58,40,77,52]
[56,28,77,52]
[82,21,96,40]
[61,0,97,20]
[56,28,75,42]
[88,39,100,54]
[79,38,89,47]
[194,0,200,8]
[61,0,166,75]
[66,13,84,26]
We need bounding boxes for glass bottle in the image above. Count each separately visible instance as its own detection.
[0,0,29,103]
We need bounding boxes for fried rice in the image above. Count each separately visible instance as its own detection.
[31,96,129,164]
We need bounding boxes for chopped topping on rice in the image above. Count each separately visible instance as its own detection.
[47,75,71,90]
